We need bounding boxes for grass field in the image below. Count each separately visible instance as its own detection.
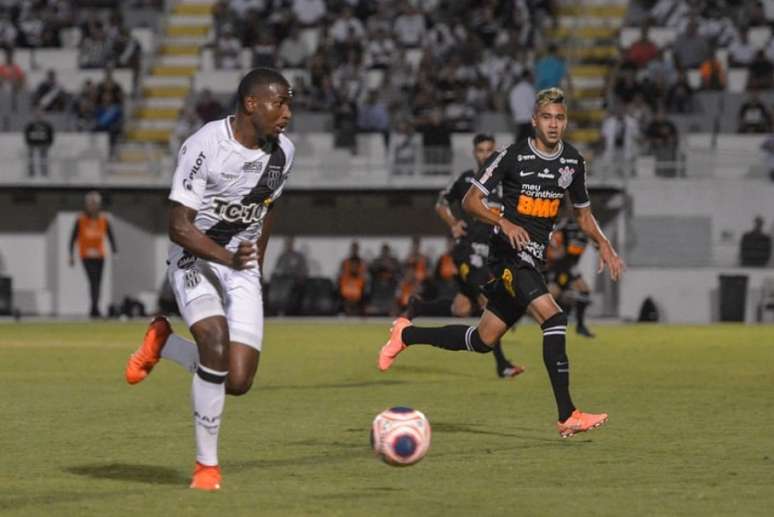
[1,320,773,516]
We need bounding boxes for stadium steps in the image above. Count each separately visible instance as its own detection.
[121,0,215,165]
[552,2,627,151]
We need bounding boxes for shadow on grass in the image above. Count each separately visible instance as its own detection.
[262,379,412,391]
[0,490,134,513]
[65,463,188,485]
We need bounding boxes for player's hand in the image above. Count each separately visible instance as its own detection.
[231,241,257,270]
[498,219,531,250]
[597,243,625,281]
[451,220,467,239]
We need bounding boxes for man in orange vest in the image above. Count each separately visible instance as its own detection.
[69,191,118,317]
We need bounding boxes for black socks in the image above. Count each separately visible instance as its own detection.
[402,325,492,353]
[541,312,575,422]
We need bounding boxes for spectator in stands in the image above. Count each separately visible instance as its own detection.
[646,48,678,90]
[216,28,243,70]
[79,24,110,69]
[0,48,25,95]
[415,107,452,175]
[761,135,774,182]
[113,27,142,94]
[251,31,276,68]
[370,242,401,285]
[171,106,202,154]
[644,106,680,177]
[357,89,390,146]
[699,51,726,90]
[273,236,308,281]
[613,63,640,106]
[24,109,54,177]
[339,241,367,315]
[364,26,396,69]
[0,13,18,48]
[739,216,772,266]
[729,28,756,68]
[388,119,420,175]
[329,6,365,54]
[277,25,311,68]
[509,69,536,142]
[33,70,67,112]
[73,79,98,130]
[292,0,327,30]
[94,91,123,154]
[96,67,124,106]
[673,19,712,69]
[393,2,427,48]
[737,92,772,133]
[747,49,774,90]
[195,89,225,124]
[600,104,640,177]
[665,69,697,113]
[534,43,569,91]
[625,22,660,69]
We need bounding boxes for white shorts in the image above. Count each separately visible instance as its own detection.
[168,258,264,351]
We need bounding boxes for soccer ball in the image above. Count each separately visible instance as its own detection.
[370,406,431,466]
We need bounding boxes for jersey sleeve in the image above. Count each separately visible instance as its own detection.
[168,135,209,211]
[568,159,591,208]
[438,173,468,205]
[471,146,515,196]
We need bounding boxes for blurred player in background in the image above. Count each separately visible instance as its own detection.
[546,201,595,337]
[379,88,624,438]
[405,133,524,378]
[69,190,118,318]
[124,68,294,490]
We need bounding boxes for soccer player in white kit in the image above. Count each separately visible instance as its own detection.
[124,68,294,491]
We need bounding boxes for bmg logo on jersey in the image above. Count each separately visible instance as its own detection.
[212,198,267,224]
[182,151,206,191]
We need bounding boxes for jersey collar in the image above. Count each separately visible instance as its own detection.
[528,137,563,161]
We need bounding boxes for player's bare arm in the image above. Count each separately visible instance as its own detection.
[462,186,530,250]
[435,198,466,238]
[255,208,276,272]
[168,202,256,270]
[573,205,624,281]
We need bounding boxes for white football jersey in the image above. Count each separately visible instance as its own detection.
[168,116,295,266]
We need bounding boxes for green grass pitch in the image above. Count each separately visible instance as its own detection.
[1,320,773,516]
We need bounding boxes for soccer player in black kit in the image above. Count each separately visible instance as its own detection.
[378,88,624,438]
[406,133,524,378]
[546,204,595,337]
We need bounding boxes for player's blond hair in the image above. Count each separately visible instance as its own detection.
[534,87,567,110]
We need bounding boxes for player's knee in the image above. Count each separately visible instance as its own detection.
[468,328,493,353]
[226,375,254,396]
[197,325,230,359]
[542,311,567,330]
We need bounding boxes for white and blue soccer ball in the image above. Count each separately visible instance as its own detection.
[370,407,431,466]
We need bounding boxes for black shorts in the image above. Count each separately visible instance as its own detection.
[452,242,491,303]
[483,255,548,328]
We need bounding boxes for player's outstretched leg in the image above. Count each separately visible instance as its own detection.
[125,316,171,384]
[378,314,502,371]
[190,365,227,490]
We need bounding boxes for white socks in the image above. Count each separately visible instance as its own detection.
[192,365,227,466]
[161,333,199,373]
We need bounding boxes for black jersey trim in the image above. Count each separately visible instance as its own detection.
[470,179,490,195]
[528,138,563,161]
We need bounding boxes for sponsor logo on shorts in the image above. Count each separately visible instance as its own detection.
[184,268,201,289]
[177,252,196,269]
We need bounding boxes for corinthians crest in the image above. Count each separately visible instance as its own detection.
[265,164,284,189]
[558,166,574,189]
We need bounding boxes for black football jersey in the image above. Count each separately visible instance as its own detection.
[438,169,502,248]
[553,217,590,269]
[471,138,590,266]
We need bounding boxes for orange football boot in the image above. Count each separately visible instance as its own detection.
[378,317,412,371]
[556,409,608,438]
[190,462,221,491]
[125,316,171,385]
